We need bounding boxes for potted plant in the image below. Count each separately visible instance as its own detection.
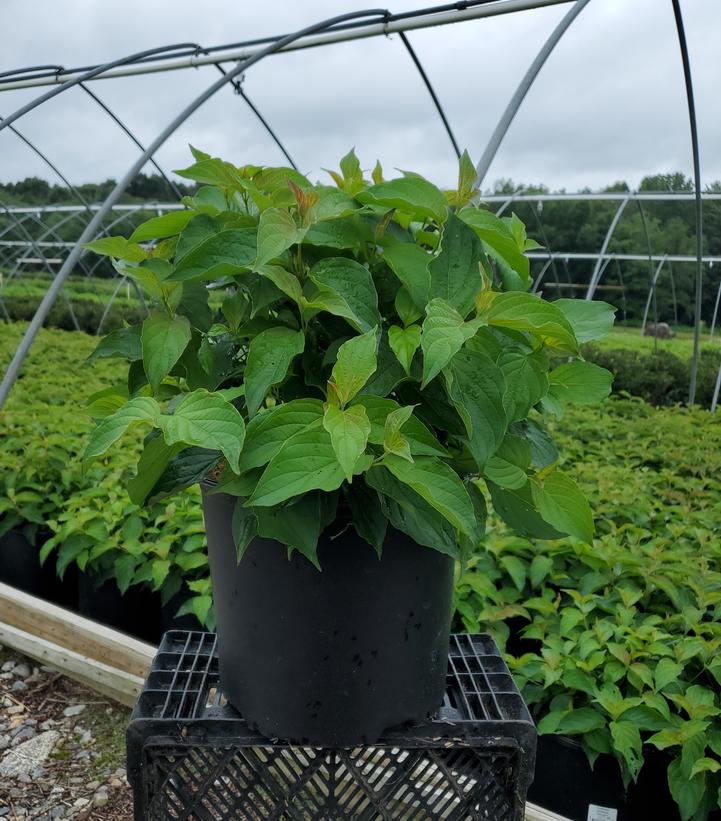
[83,147,614,744]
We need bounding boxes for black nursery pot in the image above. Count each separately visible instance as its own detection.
[529,735,694,821]
[0,527,77,608]
[202,488,455,746]
[77,573,161,644]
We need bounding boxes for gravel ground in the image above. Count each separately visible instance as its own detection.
[0,643,133,820]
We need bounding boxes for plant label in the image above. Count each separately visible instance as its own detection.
[587,805,618,821]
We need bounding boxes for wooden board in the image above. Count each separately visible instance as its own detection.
[0,581,155,678]
[0,621,145,707]
[525,803,572,821]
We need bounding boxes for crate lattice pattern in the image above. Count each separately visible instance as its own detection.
[128,632,535,821]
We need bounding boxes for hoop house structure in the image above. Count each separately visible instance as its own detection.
[0,0,712,407]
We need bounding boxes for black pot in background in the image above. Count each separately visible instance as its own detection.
[202,488,455,746]
[0,527,78,609]
[77,573,161,644]
[529,735,689,821]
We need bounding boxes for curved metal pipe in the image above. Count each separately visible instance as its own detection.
[474,0,592,186]
[531,257,554,293]
[526,199,562,292]
[398,31,460,159]
[0,7,391,407]
[79,83,183,198]
[0,202,80,331]
[710,274,721,339]
[0,43,203,134]
[0,116,90,209]
[640,256,668,334]
[671,0,704,404]
[585,195,631,300]
[211,63,298,170]
[612,257,627,322]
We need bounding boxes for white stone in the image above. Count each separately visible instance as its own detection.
[0,731,60,777]
[62,704,86,718]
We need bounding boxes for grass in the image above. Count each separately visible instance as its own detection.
[596,325,721,359]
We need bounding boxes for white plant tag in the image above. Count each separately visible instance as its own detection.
[587,805,618,821]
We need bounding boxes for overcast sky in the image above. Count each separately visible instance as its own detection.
[0,0,719,193]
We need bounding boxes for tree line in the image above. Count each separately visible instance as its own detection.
[1,170,720,327]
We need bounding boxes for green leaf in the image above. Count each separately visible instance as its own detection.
[366,468,458,557]
[352,396,448,457]
[530,554,553,588]
[87,325,142,363]
[610,720,643,783]
[536,710,567,735]
[244,327,305,416]
[655,658,684,691]
[381,238,431,309]
[555,299,616,344]
[420,298,481,387]
[357,329,407,398]
[499,555,526,591]
[238,399,324,473]
[559,707,607,734]
[345,482,387,557]
[157,389,246,473]
[248,421,349,507]
[170,228,257,281]
[144,446,221,503]
[256,493,324,570]
[486,480,565,540]
[221,289,249,332]
[84,397,160,461]
[82,236,147,262]
[549,360,613,405]
[689,758,721,778]
[174,156,243,188]
[446,344,507,470]
[395,287,423,326]
[668,758,706,820]
[141,313,192,391]
[498,351,549,421]
[531,470,593,543]
[388,324,421,375]
[151,559,171,590]
[357,177,448,224]
[457,207,530,281]
[308,257,381,333]
[255,207,301,269]
[322,404,371,482]
[259,265,303,306]
[484,456,527,489]
[231,499,258,561]
[127,435,184,505]
[428,211,483,316]
[383,454,476,535]
[129,210,196,242]
[382,405,415,461]
[329,327,378,407]
[486,292,578,353]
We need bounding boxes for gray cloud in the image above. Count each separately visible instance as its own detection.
[0,0,719,192]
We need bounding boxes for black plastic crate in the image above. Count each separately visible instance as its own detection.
[127,631,536,820]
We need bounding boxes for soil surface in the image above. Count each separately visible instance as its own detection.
[0,643,133,819]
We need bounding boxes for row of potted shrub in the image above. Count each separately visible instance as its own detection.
[0,323,209,640]
[457,397,721,820]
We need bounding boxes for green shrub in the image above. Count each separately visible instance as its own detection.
[455,397,721,819]
[0,323,212,625]
[82,148,615,568]
[584,344,721,407]
[2,293,145,333]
